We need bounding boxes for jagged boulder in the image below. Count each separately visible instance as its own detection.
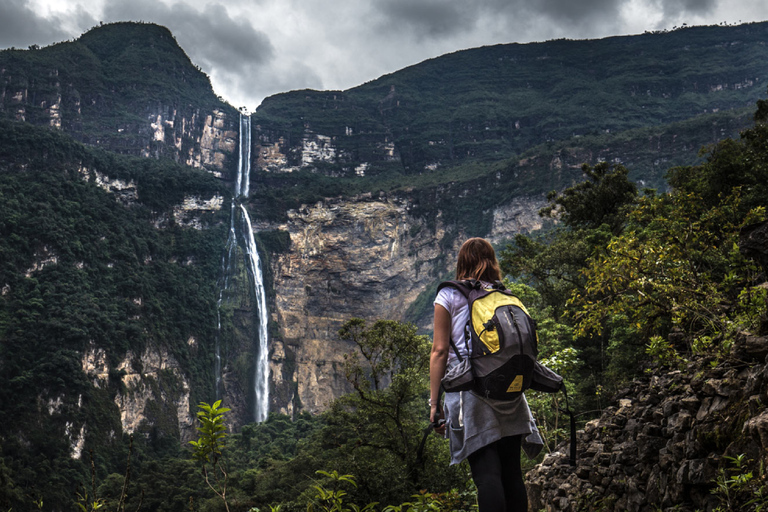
[526,335,768,511]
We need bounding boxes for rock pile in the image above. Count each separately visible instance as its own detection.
[527,335,768,511]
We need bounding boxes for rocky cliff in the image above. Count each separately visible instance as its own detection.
[0,23,239,178]
[241,193,546,417]
[1,74,238,175]
[527,332,768,511]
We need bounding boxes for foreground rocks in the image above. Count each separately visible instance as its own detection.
[527,335,768,511]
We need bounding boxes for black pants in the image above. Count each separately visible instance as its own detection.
[466,435,527,512]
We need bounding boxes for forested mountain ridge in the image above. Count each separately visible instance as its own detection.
[2,20,768,511]
[249,22,768,194]
[4,20,767,204]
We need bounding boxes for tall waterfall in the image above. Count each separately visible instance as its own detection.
[240,204,270,422]
[236,113,251,198]
[215,112,270,423]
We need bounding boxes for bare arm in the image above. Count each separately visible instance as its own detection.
[430,303,451,429]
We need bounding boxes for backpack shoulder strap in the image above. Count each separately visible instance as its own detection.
[437,279,471,298]
[437,279,488,300]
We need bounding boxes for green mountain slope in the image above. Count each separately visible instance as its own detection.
[0,119,229,505]
[251,22,768,187]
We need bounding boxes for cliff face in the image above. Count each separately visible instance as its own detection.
[244,193,546,416]
[76,168,226,442]
[0,74,237,175]
[142,107,238,174]
[81,342,197,442]
[267,194,449,414]
[253,97,402,177]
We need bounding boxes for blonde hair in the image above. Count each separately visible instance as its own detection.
[455,238,501,282]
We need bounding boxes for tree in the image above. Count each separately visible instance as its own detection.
[501,227,612,318]
[204,320,470,510]
[568,97,768,367]
[667,117,768,216]
[501,162,638,317]
[339,318,429,394]
[500,162,639,397]
[571,189,766,368]
[540,162,638,235]
[325,318,466,506]
[189,400,232,512]
[335,319,430,479]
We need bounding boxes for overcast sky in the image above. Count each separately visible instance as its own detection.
[2,0,768,110]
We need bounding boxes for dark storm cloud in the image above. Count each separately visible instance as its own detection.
[0,0,82,48]
[4,0,740,108]
[371,0,622,41]
[521,0,621,24]
[657,0,718,15]
[375,0,476,37]
[102,0,274,68]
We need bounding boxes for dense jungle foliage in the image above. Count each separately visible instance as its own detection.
[502,102,768,406]
[0,119,230,509]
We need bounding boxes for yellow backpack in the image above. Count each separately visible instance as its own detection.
[438,279,563,399]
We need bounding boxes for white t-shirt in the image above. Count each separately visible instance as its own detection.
[435,282,543,464]
[434,286,471,363]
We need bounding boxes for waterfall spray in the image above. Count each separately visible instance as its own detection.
[215,203,238,400]
[236,114,251,197]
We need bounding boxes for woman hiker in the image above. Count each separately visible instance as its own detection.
[429,237,542,512]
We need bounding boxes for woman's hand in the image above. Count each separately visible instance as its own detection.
[430,405,446,436]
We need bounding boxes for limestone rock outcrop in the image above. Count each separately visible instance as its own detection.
[1,78,238,177]
[267,194,452,414]
[253,124,399,177]
[111,346,195,442]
